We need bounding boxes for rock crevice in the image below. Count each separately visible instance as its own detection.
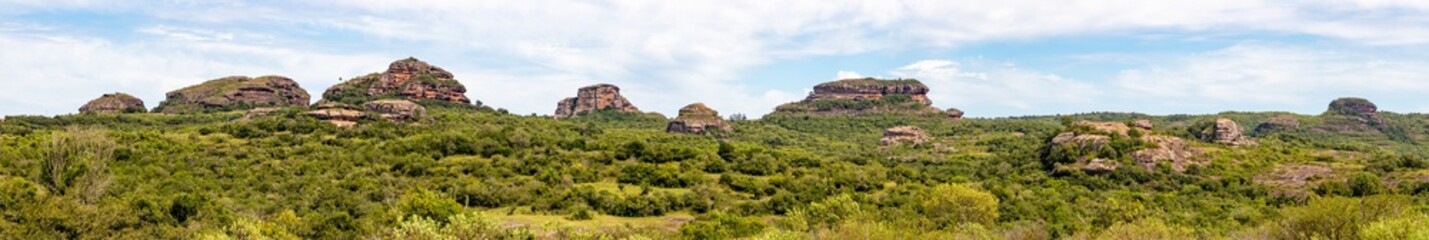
[554,84,640,118]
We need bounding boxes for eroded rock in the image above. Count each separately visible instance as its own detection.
[306,103,366,128]
[363,99,427,122]
[553,84,640,119]
[881,126,930,146]
[667,103,731,134]
[79,93,146,114]
[1200,118,1255,146]
[1255,114,1300,134]
[154,75,310,114]
[322,58,471,105]
[773,78,942,116]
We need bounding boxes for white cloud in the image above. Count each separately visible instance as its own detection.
[834,71,865,80]
[4,1,1429,116]
[890,59,1102,117]
[1111,44,1429,114]
[0,30,390,116]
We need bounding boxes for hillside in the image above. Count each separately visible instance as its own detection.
[2,96,1428,239]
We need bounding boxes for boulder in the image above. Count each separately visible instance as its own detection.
[773,78,942,116]
[1325,97,1385,127]
[1131,136,1204,172]
[880,126,930,146]
[1132,120,1154,130]
[79,93,146,114]
[667,103,732,134]
[305,103,366,128]
[363,99,427,122]
[1254,114,1300,134]
[322,57,471,105]
[240,107,283,121]
[154,75,310,114]
[946,108,965,121]
[553,84,640,118]
[1200,118,1255,146]
[1048,121,1202,174]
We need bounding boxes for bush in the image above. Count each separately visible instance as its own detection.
[1360,213,1429,240]
[396,189,464,223]
[922,183,1000,228]
[1094,219,1195,240]
[679,211,767,239]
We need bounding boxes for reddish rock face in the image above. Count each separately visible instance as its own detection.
[1327,97,1383,125]
[553,84,640,119]
[667,103,732,134]
[1200,118,1255,146]
[363,99,427,122]
[1255,114,1300,134]
[806,78,932,105]
[1048,121,1204,174]
[322,58,470,105]
[155,75,311,114]
[79,93,146,114]
[774,78,942,116]
[880,126,930,146]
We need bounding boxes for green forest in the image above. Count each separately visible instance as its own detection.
[3,99,1429,239]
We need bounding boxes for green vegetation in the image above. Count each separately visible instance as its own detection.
[2,106,1428,239]
[815,77,925,88]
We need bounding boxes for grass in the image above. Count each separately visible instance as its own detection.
[486,208,696,233]
[577,180,692,195]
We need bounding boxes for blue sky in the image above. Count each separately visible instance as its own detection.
[3,1,1429,118]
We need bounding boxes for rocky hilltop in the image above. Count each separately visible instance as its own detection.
[79,93,146,114]
[667,103,732,134]
[554,84,640,119]
[153,75,310,114]
[1200,118,1255,146]
[1046,121,1204,174]
[773,78,943,116]
[322,58,471,105]
[1318,97,1388,133]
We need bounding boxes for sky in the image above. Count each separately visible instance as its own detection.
[2,0,1428,118]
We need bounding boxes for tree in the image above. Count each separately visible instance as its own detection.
[921,183,999,228]
[39,127,115,204]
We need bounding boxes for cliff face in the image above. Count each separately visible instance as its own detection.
[773,78,942,116]
[667,103,732,134]
[805,78,932,105]
[79,93,146,114]
[322,58,471,105]
[154,75,310,114]
[554,84,640,119]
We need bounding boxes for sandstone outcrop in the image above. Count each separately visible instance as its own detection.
[1133,120,1154,130]
[154,75,310,114]
[322,58,471,105]
[1132,136,1204,172]
[880,126,930,146]
[1199,118,1255,146]
[773,78,942,116]
[363,99,427,122]
[946,108,965,121]
[240,107,283,121]
[1255,114,1300,134]
[667,103,732,134]
[79,93,146,114]
[1327,97,1381,124]
[553,84,640,119]
[306,103,366,128]
[1047,121,1202,174]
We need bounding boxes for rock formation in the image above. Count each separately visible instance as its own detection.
[322,58,471,105]
[1327,97,1381,123]
[1132,136,1204,172]
[880,126,930,146]
[946,108,965,121]
[240,107,282,121]
[154,75,310,114]
[1132,120,1154,130]
[79,93,146,114]
[1255,114,1300,134]
[364,99,427,122]
[553,84,640,119]
[305,103,366,128]
[1047,121,1202,174]
[1200,118,1255,146]
[773,78,942,116]
[667,103,732,134]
